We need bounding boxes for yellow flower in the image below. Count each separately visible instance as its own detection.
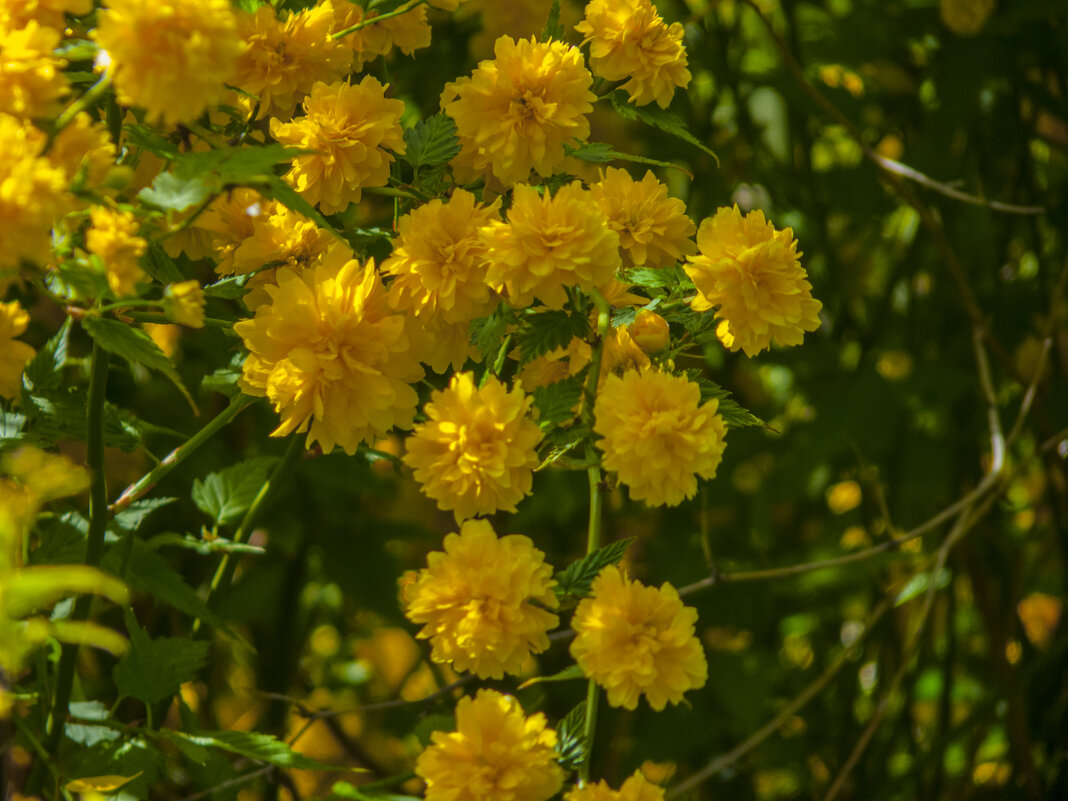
[416,688,564,801]
[48,113,117,193]
[571,565,707,710]
[481,183,621,309]
[270,77,407,215]
[576,0,691,109]
[2,446,90,501]
[0,113,71,269]
[565,771,666,801]
[403,519,558,677]
[93,0,241,126]
[360,5,432,57]
[0,301,35,399]
[232,2,350,119]
[593,369,726,507]
[234,251,423,455]
[441,36,595,185]
[163,281,205,328]
[684,206,821,356]
[405,314,480,374]
[226,202,335,277]
[940,0,996,36]
[589,168,696,267]
[382,189,502,325]
[601,324,650,380]
[627,309,670,354]
[403,373,543,522]
[0,20,69,119]
[85,205,146,297]
[517,336,591,391]
[195,188,266,276]
[1,0,92,30]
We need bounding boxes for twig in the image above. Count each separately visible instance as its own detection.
[257,676,473,723]
[972,325,1005,473]
[176,766,274,801]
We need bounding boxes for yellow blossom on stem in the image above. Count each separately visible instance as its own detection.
[481,183,621,309]
[565,771,666,801]
[93,0,241,126]
[441,35,595,185]
[0,20,69,119]
[163,281,205,328]
[0,113,71,269]
[684,205,822,356]
[0,301,36,399]
[594,368,726,507]
[403,372,543,522]
[382,189,502,324]
[271,77,407,215]
[85,205,146,297]
[416,689,564,801]
[231,1,349,119]
[576,0,691,109]
[589,167,696,267]
[570,565,707,711]
[194,188,267,277]
[628,309,670,354]
[234,250,423,455]
[403,519,558,677]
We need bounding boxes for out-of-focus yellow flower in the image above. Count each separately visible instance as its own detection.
[684,206,821,357]
[826,480,862,514]
[594,369,726,507]
[234,251,423,455]
[403,519,558,677]
[565,771,666,801]
[1,0,92,30]
[144,323,180,358]
[360,4,432,57]
[225,202,335,278]
[2,446,90,501]
[85,205,146,297]
[1017,593,1062,650]
[231,2,349,119]
[442,36,595,185]
[628,309,670,354]
[194,188,265,276]
[576,0,691,109]
[416,689,563,801]
[571,565,707,710]
[940,0,995,36]
[0,20,69,119]
[481,183,620,309]
[48,113,117,194]
[0,301,36,399]
[94,0,241,126]
[163,281,205,328]
[403,373,542,522]
[0,113,71,269]
[383,189,502,324]
[589,168,696,267]
[271,77,406,215]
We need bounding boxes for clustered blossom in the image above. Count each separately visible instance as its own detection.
[684,205,822,356]
[442,36,596,185]
[403,519,558,678]
[85,205,147,297]
[93,0,241,125]
[594,368,727,507]
[576,0,692,109]
[234,251,423,455]
[571,565,708,710]
[0,20,68,119]
[271,77,406,215]
[404,373,543,521]
[416,689,564,801]
[0,301,35,399]
[163,281,205,328]
[565,771,667,801]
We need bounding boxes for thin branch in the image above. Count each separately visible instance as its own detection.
[972,325,1005,474]
[256,676,473,723]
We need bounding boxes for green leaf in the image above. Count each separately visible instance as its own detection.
[110,497,176,533]
[66,701,121,747]
[412,713,455,747]
[141,240,185,284]
[0,408,29,445]
[555,702,587,771]
[172,144,304,184]
[22,318,71,393]
[470,303,516,365]
[536,426,588,471]
[113,610,209,705]
[532,376,583,426]
[518,664,585,688]
[123,124,180,161]
[263,176,341,237]
[540,0,563,41]
[895,568,951,606]
[403,114,461,171]
[138,171,212,212]
[201,364,243,397]
[610,90,719,163]
[694,378,767,429]
[554,538,636,600]
[621,265,692,291]
[202,273,251,299]
[191,457,277,525]
[164,730,357,771]
[331,782,421,801]
[564,142,693,178]
[515,309,589,366]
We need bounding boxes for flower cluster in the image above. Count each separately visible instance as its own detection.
[565,771,666,801]
[403,520,558,678]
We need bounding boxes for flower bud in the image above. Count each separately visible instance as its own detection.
[627,309,670,354]
[163,280,205,328]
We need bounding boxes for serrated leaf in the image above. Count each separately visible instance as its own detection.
[610,90,718,163]
[22,318,71,393]
[555,702,587,771]
[564,142,693,178]
[110,497,176,533]
[515,310,589,366]
[0,408,27,442]
[113,610,209,705]
[532,376,583,426]
[138,171,212,212]
[470,303,515,364]
[621,266,691,291]
[695,378,766,429]
[124,124,181,160]
[191,457,277,525]
[164,729,357,771]
[554,538,636,600]
[141,241,185,284]
[403,114,461,171]
[518,664,585,688]
[540,0,563,41]
[536,427,588,471]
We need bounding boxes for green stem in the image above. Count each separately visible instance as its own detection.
[110,393,255,515]
[33,341,110,790]
[50,71,113,145]
[331,0,426,40]
[121,310,237,332]
[196,435,303,632]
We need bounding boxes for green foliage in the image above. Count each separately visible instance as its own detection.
[532,376,583,427]
[540,0,563,42]
[402,114,461,172]
[113,611,209,705]
[693,377,767,429]
[554,537,636,602]
[515,309,590,366]
[191,457,278,526]
[21,318,70,394]
[162,730,352,771]
[609,90,718,161]
[555,702,588,772]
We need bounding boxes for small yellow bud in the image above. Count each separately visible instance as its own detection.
[627,309,670,354]
[163,281,205,328]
